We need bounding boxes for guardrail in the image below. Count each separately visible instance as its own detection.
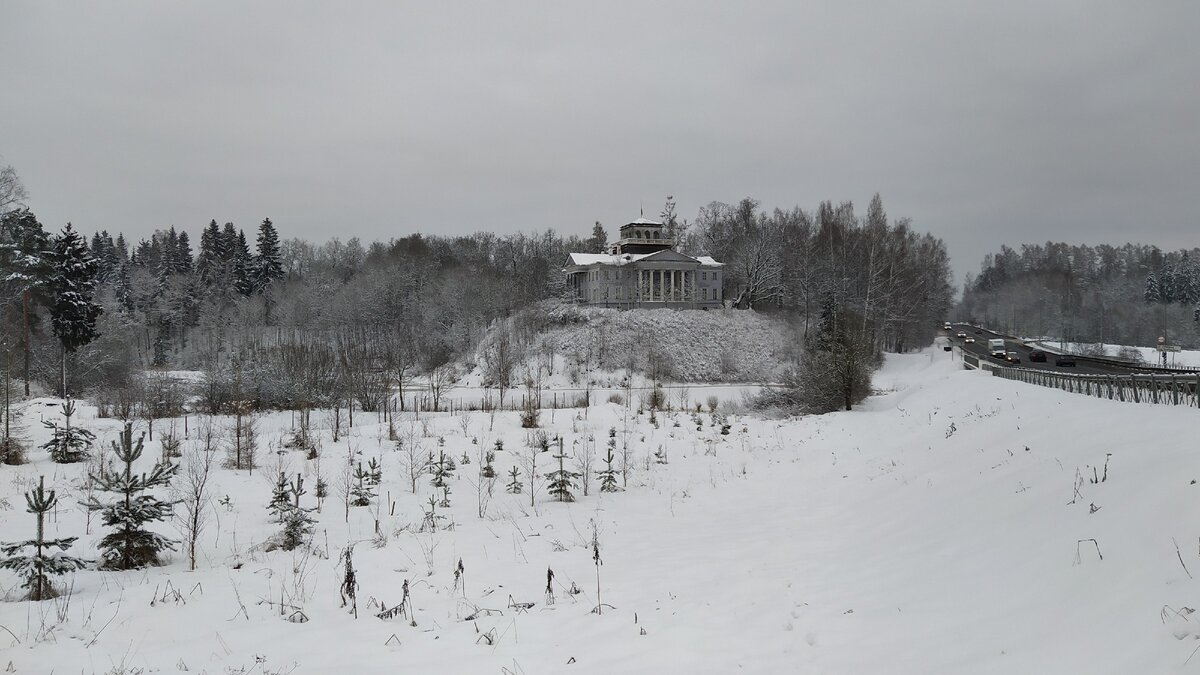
[1026,341,1199,373]
[993,367,1200,408]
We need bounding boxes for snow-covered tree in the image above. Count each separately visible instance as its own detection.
[49,223,102,397]
[0,477,87,600]
[85,423,179,570]
[253,218,283,291]
[41,399,94,463]
[1144,271,1161,304]
[506,466,523,494]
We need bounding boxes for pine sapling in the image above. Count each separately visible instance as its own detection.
[544,438,580,503]
[506,466,523,494]
[481,451,496,479]
[351,462,375,507]
[0,476,87,600]
[84,423,179,569]
[277,474,314,551]
[267,471,290,522]
[42,399,94,463]
[366,457,382,486]
[599,435,622,493]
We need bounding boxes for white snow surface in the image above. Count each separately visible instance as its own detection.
[471,304,796,384]
[3,350,1200,672]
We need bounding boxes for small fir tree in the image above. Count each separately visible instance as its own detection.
[41,399,94,463]
[366,457,382,486]
[85,423,179,569]
[278,474,314,551]
[506,466,523,494]
[481,451,497,479]
[430,449,453,507]
[0,476,87,600]
[599,431,622,493]
[544,439,580,503]
[351,462,375,507]
[267,471,290,522]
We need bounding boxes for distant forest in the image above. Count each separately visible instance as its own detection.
[2,159,952,412]
[961,243,1200,348]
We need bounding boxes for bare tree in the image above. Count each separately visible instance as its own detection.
[174,418,217,571]
[573,435,595,497]
[0,163,27,214]
[397,422,426,494]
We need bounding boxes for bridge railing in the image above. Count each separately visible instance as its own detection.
[993,367,1200,408]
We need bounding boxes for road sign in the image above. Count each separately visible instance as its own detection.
[1157,345,1182,352]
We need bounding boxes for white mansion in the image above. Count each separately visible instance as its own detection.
[564,217,724,308]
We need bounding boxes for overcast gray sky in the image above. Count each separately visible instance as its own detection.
[2,1,1197,283]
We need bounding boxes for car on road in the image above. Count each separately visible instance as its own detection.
[1055,355,1077,367]
[1005,351,1022,364]
[1028,350,1047,362]
[965,336,975,343]
[956,331,967,338]
[974,329,982,334]
[943,322,952,331]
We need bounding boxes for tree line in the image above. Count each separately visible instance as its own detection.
[961,242,1200,349]
[2,162,952,414]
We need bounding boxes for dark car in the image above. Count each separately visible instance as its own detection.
[1005,351,1022,364]
[1055,355,1077,367]
[974,329,982,334]
[1028,350,1047,362]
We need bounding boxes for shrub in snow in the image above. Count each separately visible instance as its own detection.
[85,423,179,570]
[0,476,87,600]
[42,399,94,463]
[481,451,497,479]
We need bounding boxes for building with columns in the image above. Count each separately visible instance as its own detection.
[564,217,724,308]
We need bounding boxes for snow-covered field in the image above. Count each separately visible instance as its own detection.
[3,349,1200,673]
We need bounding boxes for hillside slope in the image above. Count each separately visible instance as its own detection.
[473,301,798,385]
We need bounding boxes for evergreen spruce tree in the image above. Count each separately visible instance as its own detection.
[544,440,580,502]
[277,474,314,551]
[233,229,254,296]
[506,466,523,494]
[0,208,53,396]
[253,218,283,291]
[84,423,179,569]
[350,462,375,507]
[41,399,94,463]
[0,477,87,600]
[49,223,102,397]
[481,451,497,479]
[196,220,221,285]
[598,429,622,493]
[175,230,193,275]
[1144,271,1161,303]
[267,471,290,522]
[430,450,453,507]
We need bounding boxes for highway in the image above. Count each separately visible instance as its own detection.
[944,324,1126,376]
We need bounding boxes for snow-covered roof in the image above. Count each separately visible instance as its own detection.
[623,217,663,227]
[566,252,722,267]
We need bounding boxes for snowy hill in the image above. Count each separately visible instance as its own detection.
[470,301,798,385]
[2,349,1200,671]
